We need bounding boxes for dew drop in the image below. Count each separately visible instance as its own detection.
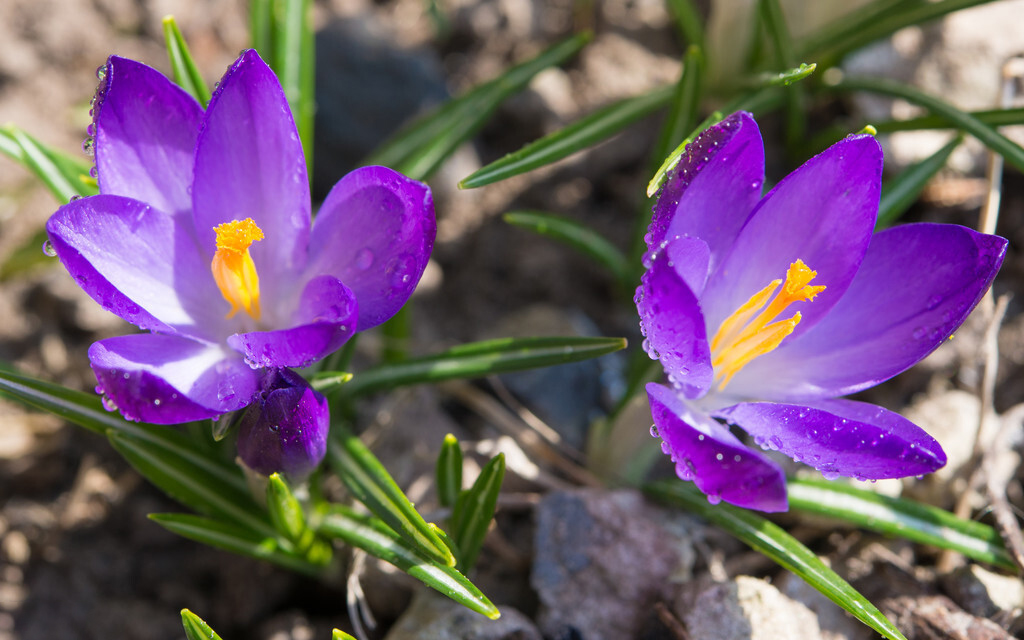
[270,424,280,432]
[153,398,162,406]
[715,453,724,461]
[86,123,96,137]
[821,470,840,480]
[926,294,943,310]
[101,395,118,412]
[96,64,107,81]
[82,137,95,156]
[912,326,927,340]
[706,493,722,505]
[41,240,57,257]
[70,195,82,201]
[649,424,660,438]
[355,248,375,270]
[768,435,782,451]
[89,166,98,178]
[122,372,130,380]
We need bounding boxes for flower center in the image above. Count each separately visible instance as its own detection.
[710,259,825,390]
[211,218,264,320]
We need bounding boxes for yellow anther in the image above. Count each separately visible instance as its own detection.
[711,260,824,390]
[211,218,264,320]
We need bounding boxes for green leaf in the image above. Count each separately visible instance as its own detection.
[652,46,704,176]
[829,75,1024,174]
[110,431,272,535]
[0,124,96,203]
[250,0,274,62]
[162,16,212,106]
[333,630,358,640]
[787,477,1016,571]
[274,0,315,171]
[151,513,321,575]
[321,336,628,397]
[267,472,315,552]
[317,505,500,619]
[758,0,796,69]
[872,106,1024,133]
[503,211,630,285]
[647,480,908,640]
[665,0,705,49]
[647,87,785,197]
[366,32,591,181]
[450,453,505,571]
[436,434,463,509]
[181,609,224,640]
[459,83,674,189]
[877,135,961,228]
[328,424,456,566]
[798,0,1001,63]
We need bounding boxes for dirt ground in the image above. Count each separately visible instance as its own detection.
[1,1,1023,639]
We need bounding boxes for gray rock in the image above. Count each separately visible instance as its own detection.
[941,565,1024,620]
[676,576,825,640]
[531,489,695,640]
[383,590,540,640]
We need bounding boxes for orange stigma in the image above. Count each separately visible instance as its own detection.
[710,259,825,389]
[211,218,264,320]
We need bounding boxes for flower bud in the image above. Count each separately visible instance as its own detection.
[236,368,328,480]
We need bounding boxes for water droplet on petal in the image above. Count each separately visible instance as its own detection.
[95,64,107,81]
[926,294,943,310]
[706,493,722,505]
[82,137,95,156]
[715,453,724,461]
[649,424,659,438]
[821,470,840,481]
[41,240,57,257]
[912,326,927,340]
[153,398,162,406]
[355,248,375,270]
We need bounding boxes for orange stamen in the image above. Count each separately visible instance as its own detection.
[211,218,264,320]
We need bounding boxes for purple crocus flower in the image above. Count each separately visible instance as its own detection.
[45,50,434,475]
[637,112,1006,512]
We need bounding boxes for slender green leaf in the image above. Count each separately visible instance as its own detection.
[333,630,358,640]
[321,336,628,397]
[450,453,505,571]
[872,106,1024,133]
[0,125,96,203]
[652,46,704,176]
[459,84,674,189]
[787,478,1016,570]
[503,211,630,284]
[267,472,313,551]
[877,135,961,228]
[382,305,411,363]
[273,0,315,169]
[328,424,455,566]
[318,505,500,619]
[665,0,704,49]
[181,610,225,640]
[162,16,212,106]
[750,62,816,88]
[798,0,999,63]
[829,75,1024,174]
[109,431,272,536]
[647,480,908,640]
[151,513,320,575]
[647,87,785,197]
[250,0,274,61]
[436,434,463,509]
[366,32,591,180]
[759,0,796,69]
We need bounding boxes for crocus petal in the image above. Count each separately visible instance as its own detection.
[702,134,882,341]
[716,398,946,480]
[236,368,329,480]
[648,112,765,273]
[94,56,203,219]
[89,333,259,424]
[306,166,435,331]
[46,195,230,341]
[192,49,310,315]
[636,238,713,398]
[647,384,787,512]
[736,223,1007,400]
[227,275,358,368]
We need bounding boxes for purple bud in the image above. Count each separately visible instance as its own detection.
[236,368,328,480]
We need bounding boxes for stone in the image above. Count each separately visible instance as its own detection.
[676,576,825,640]
[941,565,1024,620]
[383,590,541,640]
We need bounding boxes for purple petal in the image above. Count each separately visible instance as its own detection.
[647,112,764,272]
[94,56,203,219]
[647,384,788,512]
[89,333,259,424]
[716,398,946,480]
[227,275,357,368]
[47,195,230,341]
[306,166,435,331]
[192,49,310,309]
[702,134,882,342]
[736,223,1007,399]
[636,238,713,398]
[236,368,329,480]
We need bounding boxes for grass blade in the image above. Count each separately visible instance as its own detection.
[328,424,456,566]
[647,480,908,640]
[503,211,630,285]
[181,610,224,640]
[151,513,320,575]
[665,0,704,49]
[436,434,463,510]
[319,336,627,397]
[450,453,505,571]
[366,32,591,180]
[877,135,961,228]
[162,16,212,106]
[274,0,315,170]
[459,84,674,189]
[829,75,1024,174]
[787,478,1015,570]
[872,106,1024,133]
[0,125,96,203]
[318,505,500,619]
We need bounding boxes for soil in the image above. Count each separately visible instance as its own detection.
[1,1,1023,639]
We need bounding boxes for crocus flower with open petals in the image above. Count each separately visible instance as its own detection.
[637,112,1006,512]
[45,50,434,476]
